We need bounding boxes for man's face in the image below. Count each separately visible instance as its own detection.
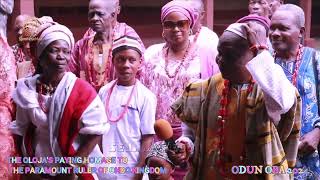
[113,49,141,86]
[248,0,271,18]
[216,32,253,84]
[269,10,302,54]
[269,0,282,16]
[14,17,27,45]
[88,0,117,33]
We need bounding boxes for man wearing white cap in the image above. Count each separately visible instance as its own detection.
[168,22,301,179]
[99,35,156,180]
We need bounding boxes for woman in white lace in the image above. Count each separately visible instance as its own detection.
[141,1,208,179]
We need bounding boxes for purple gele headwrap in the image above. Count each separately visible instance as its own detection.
[161,1,196,28]
[236,14,271,32]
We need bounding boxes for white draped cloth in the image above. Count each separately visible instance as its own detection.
[10,72,109,178]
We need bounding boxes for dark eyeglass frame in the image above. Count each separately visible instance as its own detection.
[162,20,190,30]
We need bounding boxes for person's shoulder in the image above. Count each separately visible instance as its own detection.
[200,26,219,39]
[184,74,222,96]
[144,43,165,61]
[136,80,157,102]
[73,77,97,94]
[99,80,116,95]
[13,75,39,106]
[119,22,130,28]
[75,35,91,46]
[118,22,138,32]
[137,80,156,96]
[196,26,218,48]
[16,75,37,90]
[146,43,165,53]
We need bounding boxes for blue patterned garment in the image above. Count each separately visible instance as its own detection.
[275,47,320,180]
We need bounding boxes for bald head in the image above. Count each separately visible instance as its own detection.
[14,14,33,44]
[89,0,119,14]
[14,15,32,32]
[219,31,249,61]
[217,31,253,83]
[88,0,120,33]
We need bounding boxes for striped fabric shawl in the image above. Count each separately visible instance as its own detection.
[171,74,301,180]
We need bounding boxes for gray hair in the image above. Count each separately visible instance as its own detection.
[277,4,305,28]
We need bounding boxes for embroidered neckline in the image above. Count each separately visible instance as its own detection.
[274,44,303,86]
[87,23,118,89]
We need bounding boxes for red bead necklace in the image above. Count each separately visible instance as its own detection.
[274,44,303,86]
[163,26,201,79]
[105,80,137,122]
[216,79,254,177]
[164,41,191,79]
[37,86,49,113]
[89,23,118,88]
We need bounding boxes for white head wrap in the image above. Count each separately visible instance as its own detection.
[224,23,247,40]
[36,24,74,58]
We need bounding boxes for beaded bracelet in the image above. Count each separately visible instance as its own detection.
[249,44,268,55]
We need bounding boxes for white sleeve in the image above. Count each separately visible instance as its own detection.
[98,85,107,102]
[0,0,14,14]
[139,92,157,135]
[9,106,30,136]
[79,96,110,135]
[246,50,296,125]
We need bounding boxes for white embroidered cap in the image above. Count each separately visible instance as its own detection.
[224,23,247,40]
[112,36,143,56]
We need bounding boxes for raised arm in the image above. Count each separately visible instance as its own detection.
[244,22,296,124]
[246,50,296,124]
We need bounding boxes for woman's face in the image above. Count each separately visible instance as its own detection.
[162,12,190,46]
[40,40,71,75]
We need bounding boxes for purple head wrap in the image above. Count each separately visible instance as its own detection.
[161,1,196,28]
[236,14,271,32]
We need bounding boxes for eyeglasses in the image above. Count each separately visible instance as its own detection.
[162,20,190,30]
